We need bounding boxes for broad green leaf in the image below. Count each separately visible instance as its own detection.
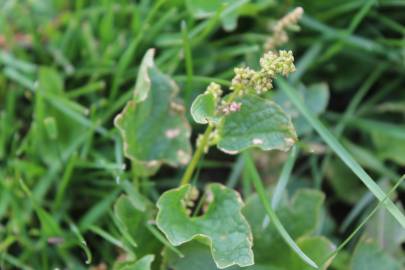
[217,94,297,154]
[350,238,402,270]
[114,195,161,259]
[133,49,154,103]
[190,92,217,124]
[256,234,334,269]
[371,131,405,166]
[325,157,366,204]
[114,49,192,176]
[164,241,240,270]
[272,82,329,135]
[156,183,254,269]
[243,189,324,265]
[288,236,335,270]
[303,83,330,115]
[164,192,332,270]
[117,254,155,270]
[330,251,351,270]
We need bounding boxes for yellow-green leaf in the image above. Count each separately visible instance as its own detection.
[156,183,254,269]
[190,92,217,124]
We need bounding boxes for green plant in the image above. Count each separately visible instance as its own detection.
[111,27,404,270]
[1,1,405,270]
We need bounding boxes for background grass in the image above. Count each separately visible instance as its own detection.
[0,0,404,269]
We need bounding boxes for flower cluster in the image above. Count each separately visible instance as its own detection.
[205,82,223,98]
[260,50,295,76]
[221,101,242,115]
[181,186,199,215]
[230,67,256,93]
[264,7,304,51]
[230,50,295,95]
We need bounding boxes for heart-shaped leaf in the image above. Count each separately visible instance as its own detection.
[158,188,332,270]
[114,49,192,176]
[217,94,297,154]
[156,183,254,269]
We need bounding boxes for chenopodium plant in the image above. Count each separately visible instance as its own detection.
[115,48,316,269]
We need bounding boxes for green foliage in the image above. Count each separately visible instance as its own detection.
[185,0,249,31]
[115,49,192,176]
[32,67,86,165]
[350,238,402,270]
[288,236,335,270]
[156,184,253,268]
[165,190,334,270]
[218,94,297,154]
[371,131,405,166]
[164,241,238,270]
[114,195,161,258]
[191,92,218,124]
[243,189,325,266]
[116,255,155,270]
[272,82,330,135]
[1,0,405,269]
[363,196,405,260]
[325,157,366,204]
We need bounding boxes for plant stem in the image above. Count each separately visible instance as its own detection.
[180,125,213,186]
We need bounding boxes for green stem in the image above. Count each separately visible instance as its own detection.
[180,125,213,186]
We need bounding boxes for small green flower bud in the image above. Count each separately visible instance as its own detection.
[206,82,223,98]
[230,67,255,93]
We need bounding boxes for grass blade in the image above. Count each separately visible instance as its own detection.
[322,175,405,268]
[244,152,319,269]
[69,221,93,264]
[272,146,298,209]
[181,20,193,101]
[277,78,405,228]
[262,146,298,228]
